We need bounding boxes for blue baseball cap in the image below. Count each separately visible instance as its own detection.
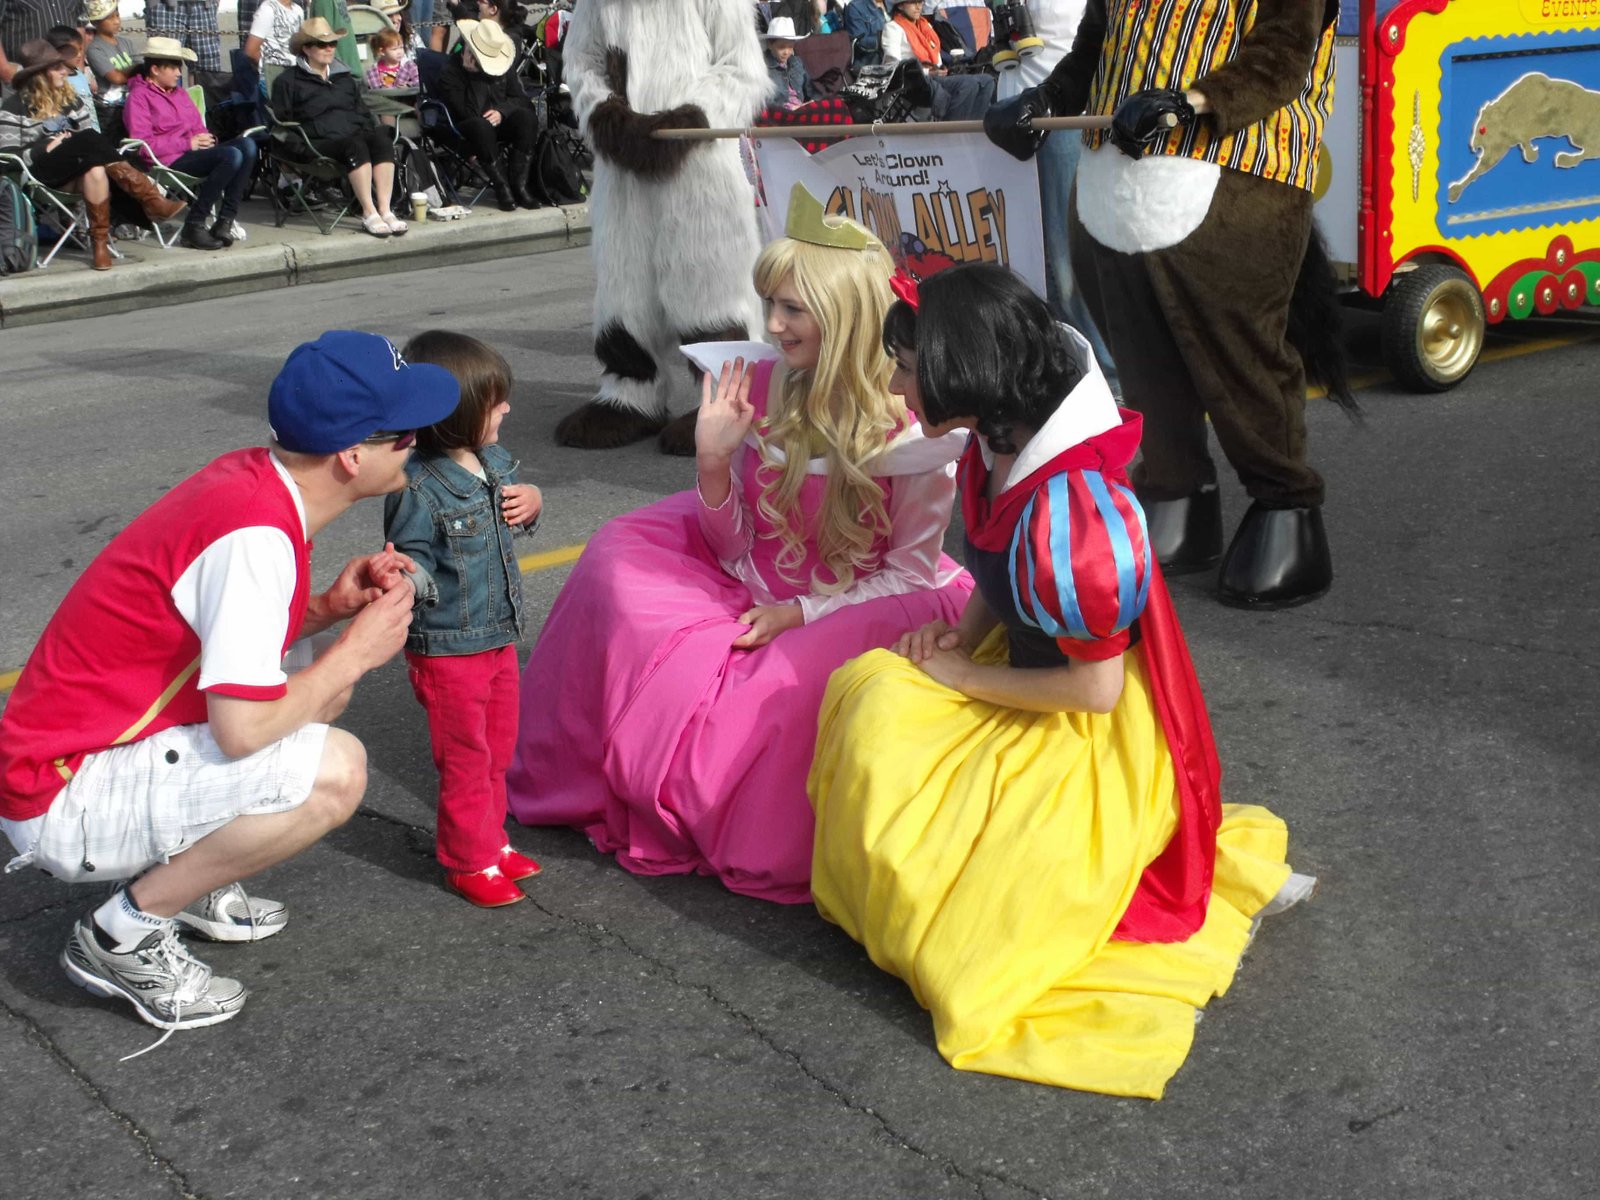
[268,330,461,454]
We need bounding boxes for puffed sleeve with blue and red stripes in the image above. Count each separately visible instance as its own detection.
[1007,468,1152,661]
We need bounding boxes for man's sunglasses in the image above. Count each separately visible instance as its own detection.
[363,430,417,450]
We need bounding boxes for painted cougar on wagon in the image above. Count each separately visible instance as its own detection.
[1448,72,1600,203]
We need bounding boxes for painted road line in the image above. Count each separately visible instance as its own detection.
[519,543,585,573]
[0,543,592,698]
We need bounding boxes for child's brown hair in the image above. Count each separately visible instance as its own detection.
[402,330,512,454]
[369,27,404,55]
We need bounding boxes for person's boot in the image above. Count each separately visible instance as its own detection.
[507,148,538,209]
[104,161,187,223]
[1139,484,1223,575]
[208,217,236,246]
[483,162,517,212]
[86,196,113,271]
[179,215,226,251]
[1217,501,1333,609]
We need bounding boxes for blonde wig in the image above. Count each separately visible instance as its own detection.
[752,222,904,595]
[25,72,79,121]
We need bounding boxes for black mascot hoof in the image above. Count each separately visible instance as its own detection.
[554,400,668,449]
[1217,502,1332,610]
[1139,485,1223,575]
[656,409,699,457]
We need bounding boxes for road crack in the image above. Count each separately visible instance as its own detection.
[0,998,205,1199]
[525,893,1052,1200]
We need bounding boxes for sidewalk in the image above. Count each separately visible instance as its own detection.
[0,195,591,328]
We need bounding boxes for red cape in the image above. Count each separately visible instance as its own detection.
[960,412,1221,943]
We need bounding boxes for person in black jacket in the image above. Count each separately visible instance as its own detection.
[436,18,538,210]
[270,17,407,237]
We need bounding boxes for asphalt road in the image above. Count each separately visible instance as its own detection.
[1,249,1596,1200]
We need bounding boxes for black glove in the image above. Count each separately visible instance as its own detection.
[982,86,1051,163]
[1108,88,1197,159]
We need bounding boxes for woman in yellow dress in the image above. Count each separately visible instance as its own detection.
[808,263,1314,1098]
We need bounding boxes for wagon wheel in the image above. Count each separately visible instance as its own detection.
[1380,264,1487,393]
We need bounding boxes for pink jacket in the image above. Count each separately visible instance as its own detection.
[124,73,207,166]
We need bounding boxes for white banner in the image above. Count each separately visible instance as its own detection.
[751,133,1046,293]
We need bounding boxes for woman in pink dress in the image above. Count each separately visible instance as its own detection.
[506,187,972,902]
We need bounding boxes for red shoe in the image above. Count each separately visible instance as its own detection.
[499,844,542,882]
[445,864,525,908]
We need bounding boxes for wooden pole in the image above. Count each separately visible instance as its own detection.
[654,115,1115,141]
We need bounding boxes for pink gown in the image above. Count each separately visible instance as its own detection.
[506,356,973,902]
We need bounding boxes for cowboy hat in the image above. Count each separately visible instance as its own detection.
[84,0,119,22]
[457,19,515,77]
[288,17,349,53]
[141,36,199,63]
[10,39,71,88]
[761,16,810,41]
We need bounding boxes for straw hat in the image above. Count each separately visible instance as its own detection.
[288,17,349,53]
[457,19,515,77]
[84,0,119,22]
[141,36,199,63]
[11,39,71,88]
[761,17,810,41]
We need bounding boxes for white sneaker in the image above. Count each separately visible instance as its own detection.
[62,917,248,1031]
[175,882,288,943]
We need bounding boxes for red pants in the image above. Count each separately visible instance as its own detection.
[405,646,520,872]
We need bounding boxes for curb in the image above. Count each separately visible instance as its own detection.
[0,203,591,329]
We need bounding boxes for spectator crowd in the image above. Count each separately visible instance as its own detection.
[0,0,1028,274]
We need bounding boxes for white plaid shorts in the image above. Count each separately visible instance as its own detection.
[10,722,329,884]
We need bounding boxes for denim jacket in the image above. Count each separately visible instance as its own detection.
[382,443,534,656]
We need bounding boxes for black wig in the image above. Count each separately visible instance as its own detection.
[883,263,1082,455]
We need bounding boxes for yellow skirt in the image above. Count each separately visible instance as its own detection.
[807,633,1295,1099]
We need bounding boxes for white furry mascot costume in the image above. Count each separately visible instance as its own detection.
[555,0,771,454]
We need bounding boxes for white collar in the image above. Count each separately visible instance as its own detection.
[979,324,1120,494]
[268,450,311,538]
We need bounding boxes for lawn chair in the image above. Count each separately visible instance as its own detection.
[412,48,491,209]
[347,2,396,62]
[121,85,267,246]
[261,112,356,233]
[794,30,854,98]
[942,4,993,55]
[0,152,97,268]
[257,61,358,233]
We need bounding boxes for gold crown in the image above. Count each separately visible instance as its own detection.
[785,183,873,251]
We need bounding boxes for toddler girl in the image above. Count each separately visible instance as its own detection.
[383,331,544,907]
[365,29,419,90]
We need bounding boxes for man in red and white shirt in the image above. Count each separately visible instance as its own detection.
[0,330,459,1041]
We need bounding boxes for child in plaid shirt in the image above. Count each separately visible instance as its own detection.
[365,28,418,89]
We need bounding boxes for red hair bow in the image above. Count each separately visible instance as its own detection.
[889,270,921,310]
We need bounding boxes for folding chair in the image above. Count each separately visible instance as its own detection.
[261,113,356,233]
[412,48,491,209]
[793,30,854,98]
[942,4,993,54]
[346,2,396,62]
[0,152,97,268]
[120,85,265,247]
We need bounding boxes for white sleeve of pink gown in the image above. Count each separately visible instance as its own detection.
[796,462,961,624]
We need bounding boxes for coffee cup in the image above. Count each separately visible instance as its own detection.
[410,192,428,222]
